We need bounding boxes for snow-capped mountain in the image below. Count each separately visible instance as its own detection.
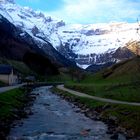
[0,0,139,69]
[56,23,139,68]
[0,1,76,69]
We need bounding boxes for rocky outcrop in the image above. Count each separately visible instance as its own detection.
[75,47,135,71]
[125,41,140,55]
[113,47,135,60]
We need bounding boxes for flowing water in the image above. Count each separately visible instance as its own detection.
[8,86,119,140]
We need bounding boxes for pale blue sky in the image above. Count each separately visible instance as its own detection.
[15,0,140,24]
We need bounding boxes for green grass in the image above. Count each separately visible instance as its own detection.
[47,73,73,83]
[51,59,140,103]
[65,57,140,102]
[7,60,33,76]
[103,104,140,135]
[0,88,26,120]
[51,87,105,108]
[0,81,6,87]
[51,87,140,136]
[66,81,140,102]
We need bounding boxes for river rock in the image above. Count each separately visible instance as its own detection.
[116,126,126,133]
[126,129,135,139]
[110,133,118,139]
[102,104,111,110]
[108,115,118,124]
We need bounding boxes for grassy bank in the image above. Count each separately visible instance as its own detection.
[0,81,6,87]
[0,88,26,120]
[46,71,140,102]
[51,87,140,138]
[65,82,140,102]
[0,87,31,138]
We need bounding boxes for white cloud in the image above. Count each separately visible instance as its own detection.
[46,0,140,24]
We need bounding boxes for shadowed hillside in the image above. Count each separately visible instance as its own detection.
[0,14,77,75]
[102,56,140,80]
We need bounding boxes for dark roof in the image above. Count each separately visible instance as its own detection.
[0,65,13,74]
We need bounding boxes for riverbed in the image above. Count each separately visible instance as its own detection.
[8,86,113,140]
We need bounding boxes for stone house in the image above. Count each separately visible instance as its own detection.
[0,64,18,85]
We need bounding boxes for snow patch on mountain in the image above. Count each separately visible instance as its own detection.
[0,1,139,68]
[56,23,139,55]
[0,6,13,22]
[76,63,90,69]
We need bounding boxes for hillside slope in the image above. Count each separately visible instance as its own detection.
[0,14,60,75]
[66,56,140,102]
[102,56,140,80]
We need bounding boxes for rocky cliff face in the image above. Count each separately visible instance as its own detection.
[125,41,140,56]
[86,47,136,72]
[56,23,139,67]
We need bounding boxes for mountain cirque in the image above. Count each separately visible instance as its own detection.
[0,0,140,69]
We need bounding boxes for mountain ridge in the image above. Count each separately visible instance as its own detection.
[0,14,77,75]
[0,1,139,69]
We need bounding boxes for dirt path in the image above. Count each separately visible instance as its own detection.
[0,83,25,94]
[57,85,140,106]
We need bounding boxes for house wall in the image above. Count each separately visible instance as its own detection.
[0,73,18,85]
[10,74,18,85]
[9,71,18,85]
[0,74,9,84]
